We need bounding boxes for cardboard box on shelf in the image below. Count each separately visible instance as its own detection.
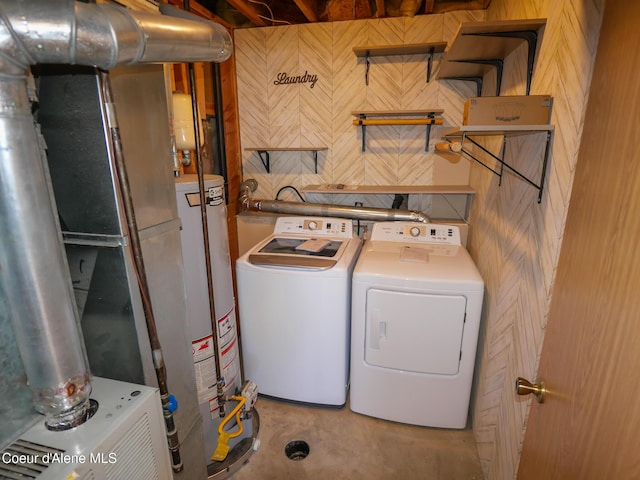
[462,95,553,126]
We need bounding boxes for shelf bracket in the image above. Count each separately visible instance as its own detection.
[425,113,436,152]
[365,52,371,86]
[445,76,484,97]
[453,59,503,96]
[451,129,553,203]
[468,30,539,95]
[426,46,435,83]
[538,131,553,202]
[256,150,270,173]
[498,137,507,185]
[357,114,367,152]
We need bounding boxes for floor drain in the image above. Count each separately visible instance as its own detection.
[285,440,310,461]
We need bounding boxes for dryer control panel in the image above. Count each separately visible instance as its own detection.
[370,222,461,245]
[273,216,354,238]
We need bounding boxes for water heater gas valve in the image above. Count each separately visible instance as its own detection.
[241,380,258,412]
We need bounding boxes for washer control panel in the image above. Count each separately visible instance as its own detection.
[370,222,461,245]
[273,217,353,238]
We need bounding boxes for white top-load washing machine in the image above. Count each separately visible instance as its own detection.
[236,216,362,406]
[350,222,484,428]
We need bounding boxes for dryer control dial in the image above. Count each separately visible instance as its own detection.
[370,222,461,246]
[307,220,318,231]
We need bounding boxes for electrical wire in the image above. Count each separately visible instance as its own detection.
[257,15,292,25]
[275,185,306,202]
[246,0,291,25]
[391,194,407,209]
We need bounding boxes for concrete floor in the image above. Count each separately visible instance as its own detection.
[231,396,483,480]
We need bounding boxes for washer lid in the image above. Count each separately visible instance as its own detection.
[248,236,348,270]
[257,237,343,257]
[248,254,336,270]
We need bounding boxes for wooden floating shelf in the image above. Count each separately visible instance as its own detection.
[442,124,554,137]
[302,184,475,195]
[352,42,448,57]
[437,18,547,96]
[244,147,328,152]
[351,110,444,117]
[353,42,448,84]
[352,118,444,126]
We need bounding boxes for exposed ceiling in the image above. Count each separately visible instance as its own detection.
[196,0,491,29]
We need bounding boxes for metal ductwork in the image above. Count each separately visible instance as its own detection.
[0,0,231,432]
[238,179,431,223]
[0,1,232,75]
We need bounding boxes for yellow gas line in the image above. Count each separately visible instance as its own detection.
[211,395,246,462]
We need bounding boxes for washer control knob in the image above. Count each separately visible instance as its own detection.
[410,226,421,237]
[307,220,318,231]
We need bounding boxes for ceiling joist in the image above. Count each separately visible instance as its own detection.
[184,0,492,29]
[327,0,372,22]
[223,0,271,26]
[168,0,233,28]
[428,0,491,13]
[293,0,319,22]
[424,0,435,13]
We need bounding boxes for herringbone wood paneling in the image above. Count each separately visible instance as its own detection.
[469,1,605,479]
[332,21,367,186]
[235,14,472,210]
[266,25,300,149]
[300,23,333,186]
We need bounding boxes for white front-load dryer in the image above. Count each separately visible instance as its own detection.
[350,222,484,428]
[236,216,362,406]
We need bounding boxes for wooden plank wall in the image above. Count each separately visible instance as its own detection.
[467,0,605,478]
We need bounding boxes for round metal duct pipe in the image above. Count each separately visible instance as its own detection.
[238,179,430,224]
[0,0,232,432]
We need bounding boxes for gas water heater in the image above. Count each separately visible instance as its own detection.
[174,174,247,464]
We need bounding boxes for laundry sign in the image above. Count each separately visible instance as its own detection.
[273,71,318,89]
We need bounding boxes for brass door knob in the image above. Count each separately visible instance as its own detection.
[515,377,546,403]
